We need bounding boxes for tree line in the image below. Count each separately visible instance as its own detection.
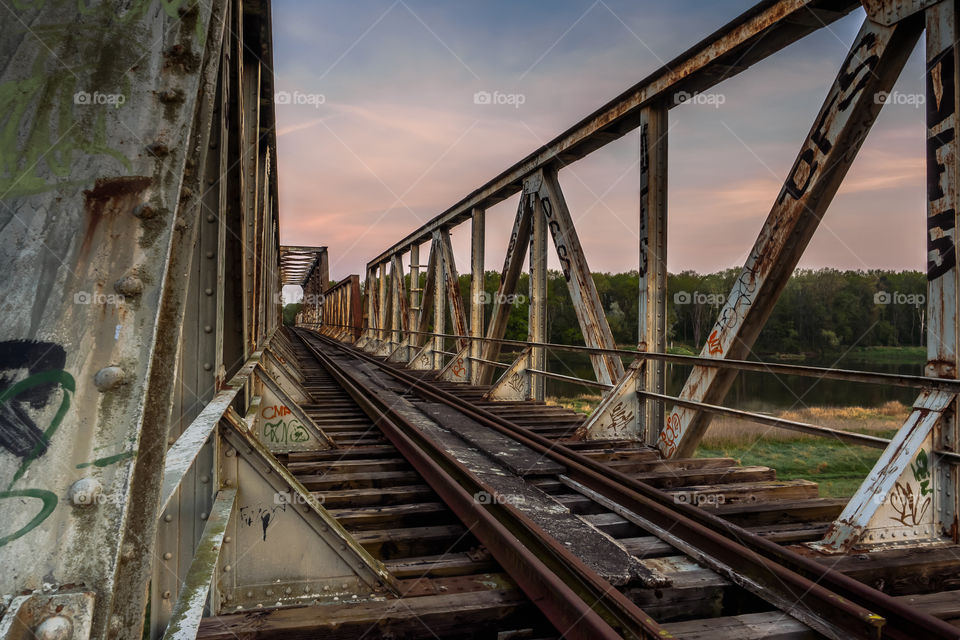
[456,268,926,355]
[286,268,927,355]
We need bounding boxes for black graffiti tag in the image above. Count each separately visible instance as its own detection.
[927,45,957,281]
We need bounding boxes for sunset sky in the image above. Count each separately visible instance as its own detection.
[271,1,928,285]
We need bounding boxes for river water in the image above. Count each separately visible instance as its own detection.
[543,351,921,411]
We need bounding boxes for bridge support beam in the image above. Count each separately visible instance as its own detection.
[470,208,486,384]
[662,13,922,458]
[528,178,549,402]
[815,1,960,552]
[478,197,532,385]
[535,168,624,387]
[638,104,669,446]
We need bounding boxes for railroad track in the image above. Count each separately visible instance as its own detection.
[199,328,960,639]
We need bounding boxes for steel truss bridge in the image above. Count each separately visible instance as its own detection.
[2,1,960,638]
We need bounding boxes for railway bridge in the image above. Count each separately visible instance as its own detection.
[3,0,960,638]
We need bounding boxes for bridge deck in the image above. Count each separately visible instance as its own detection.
[196,329,960,639]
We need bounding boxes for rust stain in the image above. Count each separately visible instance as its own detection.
[81,176,152,257]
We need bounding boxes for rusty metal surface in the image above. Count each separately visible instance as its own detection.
[0,1,227,637]
[320,330,960,640]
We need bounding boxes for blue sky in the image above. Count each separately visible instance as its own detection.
[271,1,927,283]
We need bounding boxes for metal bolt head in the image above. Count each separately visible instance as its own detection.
[94,366,126,392]
[35,615,73,640]
[163,552,173,560]
[69,478,102,506]
[114,275,144,298]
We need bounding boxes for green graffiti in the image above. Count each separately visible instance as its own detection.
[2,369,76,490]
[911,448,932,497]
[76,450,136,468]
[0,488,58,547]
[263,419,310,445]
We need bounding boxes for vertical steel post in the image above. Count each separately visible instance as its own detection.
[471,208,486,384]
[433,232,446,368]
[926,0,960,542]
[409,244,420,345]
[529,192,548,401]
[638,105,669,445]
[378,262,389,343]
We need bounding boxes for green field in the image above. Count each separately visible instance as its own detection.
[695,431,897,497]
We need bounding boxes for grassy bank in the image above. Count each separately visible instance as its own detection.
[546,396,909,498]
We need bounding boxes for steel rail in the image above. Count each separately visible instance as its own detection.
[316,323,960,393]
[310,329,960,640]
[293,329,672,640]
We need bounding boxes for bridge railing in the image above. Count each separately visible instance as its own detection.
[331,0,960,553]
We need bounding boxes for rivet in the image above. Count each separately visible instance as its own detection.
[94,366,126,392]
[162,591,171,600]
[204,325,213,333]
[206,251,215,259]
[200,475,210,484]
[225,449,235,457]
[203,363,212,371]
[163,552,173,560]
[246,591,253,598]
[205,288,213,296]
[206,214,216,223]
[35,615,73,640]
[132,203,156,219]
[223,564,231,572]
[201,512,209,520]
[69,478,102,506]
[164,514,173,522]
[266,589,273,596]
[224,536,232,543]
[114,275,144,298]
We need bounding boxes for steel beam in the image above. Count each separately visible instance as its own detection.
[638,104,669,445]
[664,14,923,458]
[470,208,486,384]
[814,0,960,552]
[478,196,532,384]
[529,181,548,402]
[536,167,624,386]
[439,228,469,351]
